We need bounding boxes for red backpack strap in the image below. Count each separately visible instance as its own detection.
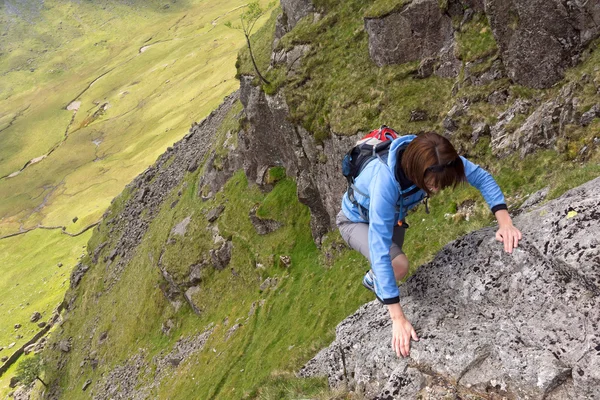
[362,125,399,141]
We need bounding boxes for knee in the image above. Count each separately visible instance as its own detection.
[392,255,409,281]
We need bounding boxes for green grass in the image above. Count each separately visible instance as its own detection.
[456,12,497,62]
[38,162,372,398]
[0,0,274,237]
[261,0,453,141]
[0,229,91,355]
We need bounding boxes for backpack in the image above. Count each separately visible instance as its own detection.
[342,125,402,220]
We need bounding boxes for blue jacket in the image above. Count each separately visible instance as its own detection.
[341,135,507,304]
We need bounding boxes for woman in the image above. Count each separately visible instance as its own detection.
[336,132,522,358]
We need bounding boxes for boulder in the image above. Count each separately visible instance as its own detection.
[206,205,225,223]
[365,0,454,67]
[485,0,600,88]
[170,216,191,237]
[301,177,600,399]
[59,339,71,353]
[210,241,232,271]
[70,262,90,289]
[30,311,42,323]
[249,206,282,235]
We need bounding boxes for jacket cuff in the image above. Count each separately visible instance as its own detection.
[491,204,508,214]
[376,295,400,305]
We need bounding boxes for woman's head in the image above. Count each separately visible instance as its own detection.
[401,132,466,196]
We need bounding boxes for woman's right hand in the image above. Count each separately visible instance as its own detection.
[391,316,419,357]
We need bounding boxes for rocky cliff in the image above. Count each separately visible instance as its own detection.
[300,177,600,399]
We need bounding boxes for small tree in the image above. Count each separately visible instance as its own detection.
[15,355,47,387]
[225,1,274,85]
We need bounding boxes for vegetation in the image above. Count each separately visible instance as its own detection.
[3,0,600,398]
[226,2,276,84]
[15,355,46,387]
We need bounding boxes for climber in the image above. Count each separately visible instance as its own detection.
[336,131,522,358]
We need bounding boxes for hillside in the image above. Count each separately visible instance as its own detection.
[0,0,273,390]
[3,0,600,398]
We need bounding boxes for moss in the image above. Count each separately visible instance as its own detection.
[266,166,286,184]
[456,13,498,62]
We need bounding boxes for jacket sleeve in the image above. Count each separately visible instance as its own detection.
[368,164,401,304]
[461,156,507,213]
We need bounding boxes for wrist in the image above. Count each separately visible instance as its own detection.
[495,209,512,227]
[387,303,405,321]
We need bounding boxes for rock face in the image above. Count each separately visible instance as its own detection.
[365,0,454,68]
[238,75,353,243]
[300,177,600,399]
[491,83,581,157]
[485,0,600,88]
[276,0,315,38]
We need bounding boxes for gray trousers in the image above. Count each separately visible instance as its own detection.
[336,210,406,264]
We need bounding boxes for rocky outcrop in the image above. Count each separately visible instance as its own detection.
[365,0,455,68]
[485,0,600,88]
[276,0,315,38]
[238,75,352,243]
[491,83,581,157]
[300,177,600,399]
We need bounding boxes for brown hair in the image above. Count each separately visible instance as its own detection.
[401,132,466,196]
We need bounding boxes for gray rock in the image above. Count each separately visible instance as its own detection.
[7,342,15,349]
[23,343,36,355]
[59,339,71,353]
[465,59,506,86]
[14,324,21,329]
[259,277,278,291]
[300,177,600,399]
[280,0,314,32]
[210,241,232,271]
[485,0,600,88]
[37,321,46,328]
[487,89,508,105]
[30,311,42,323]
[409,109,429,122]
[82,379,92,391]
[416,57,436,79]
[161,319,175,336]
[493,83,579,157]
[171,216,191,237]
[279,255,291,268]
[70,262,90,289]
[365,0,454,67]
[0,356,7,363]
[520,186,550,210]
[442,116,458,132]
[9,376,20,388]
[206,205,225,222]
[249,206,282,235]
[580,104,599,126]
[225,323,242,341]
[471,122,490,143]
[184,286,202,315]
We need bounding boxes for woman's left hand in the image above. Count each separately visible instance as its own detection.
[495,224,522,253]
